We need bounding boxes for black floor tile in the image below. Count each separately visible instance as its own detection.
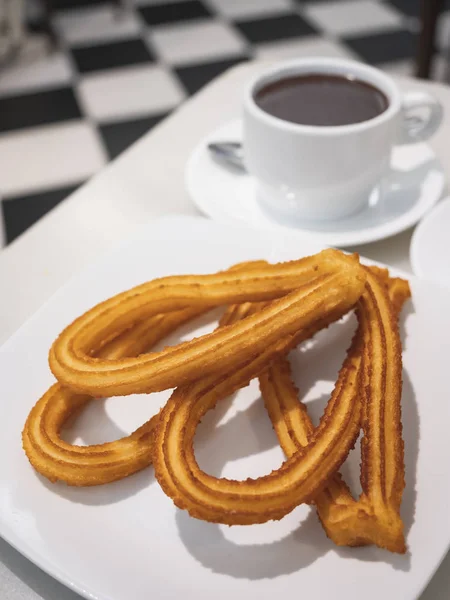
[71,39,154,74]
[99,113,169,160]
[383,0,420,18]
[0,88,81,133]
[27,17,54,35]
[299,0,345,3]
[2,184,81,244]
[344,29,418,64]
[386,0,450,18]
[139,1,211,26]
[53,0,111,8]
[386,0,421,17]
[175,56,248,95]
[234,13,318,44]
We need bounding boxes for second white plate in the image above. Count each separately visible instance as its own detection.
[410,197,450,288]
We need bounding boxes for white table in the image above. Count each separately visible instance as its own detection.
[0,62,449,600]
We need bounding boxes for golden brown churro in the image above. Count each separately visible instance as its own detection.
[22,307,206,486]
[257,269,411,553]
[49,249,365,396]
[21,249,411,553]
[23,260,268,486]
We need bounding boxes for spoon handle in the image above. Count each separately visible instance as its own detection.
[208,142,246,171]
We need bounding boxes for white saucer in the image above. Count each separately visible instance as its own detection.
[186,119,445,247]
[410,197,450,288]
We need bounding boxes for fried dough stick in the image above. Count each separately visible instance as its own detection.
[152,281,365,525]
[23,261,269,486]
[257,269,410,553]
[49,249,365,396]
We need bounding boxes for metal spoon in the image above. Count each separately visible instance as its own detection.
[207,141,246,171]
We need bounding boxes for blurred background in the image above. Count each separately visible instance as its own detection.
[0,0,448,246]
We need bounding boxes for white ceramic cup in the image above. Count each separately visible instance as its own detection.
[243,58,443,223]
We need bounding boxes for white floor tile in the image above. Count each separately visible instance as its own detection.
[0,47,73,97]
[53,5,141,46]
[255,36,358,62]
[207,0,293,19]
[0,121,107,197]
[431,54,450,81]
[150,19,247,66]
[379,58,414,77]
[304,0,403,36]
[77,64,185,122]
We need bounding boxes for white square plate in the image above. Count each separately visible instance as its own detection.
[0,216,449,600]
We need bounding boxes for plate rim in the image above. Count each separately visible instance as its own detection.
[410,196,450,283]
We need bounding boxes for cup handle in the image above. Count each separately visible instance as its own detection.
[400,90,443,144]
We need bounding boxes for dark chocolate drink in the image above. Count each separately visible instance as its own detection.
[254,74,388,127]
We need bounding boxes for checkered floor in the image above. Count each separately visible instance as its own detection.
[0,0,449,247]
